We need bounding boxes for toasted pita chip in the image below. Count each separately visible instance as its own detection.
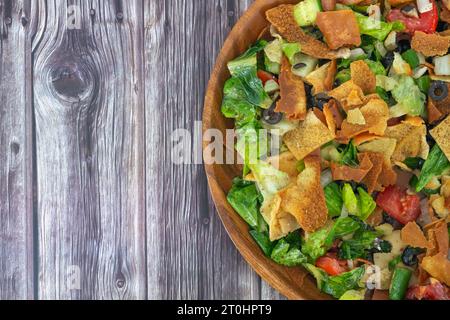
[284,110,335,161]
[440,176,450,199]
[267,151,299,178]
[280,156,328,232]
[338,98,389,140]
[347,108,366,125]
[401,222,432,249]
[351,60,376,94]
[353,133,380,146]
[430,115,450,161]
[275,57,307,120]
[442,5,450,23]
[316,10,361,50]
[329,80,366,112]
[385,122,429,162]
[411,31,450,57]
[323,99,343,133]
[358,138,397,162]
[427,98,444,124]
[313,107,327,126]
[430,195,449,220]
[421,254,450,286]
[324,60,337,92]
[266,5,337,59]
[361,152,385,193]
[358,138,398,188]
[305,62,331,95]
[331,152,373,183]
[425,219,449,257]
[267,194,300,241]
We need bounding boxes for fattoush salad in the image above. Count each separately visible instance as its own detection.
[220,0,450,300]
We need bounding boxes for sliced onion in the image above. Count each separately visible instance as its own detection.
[350,48,365,60]
[367,4,381,20]
[375,41,387,58]
[321,169,333,187]
[433,55,450,76]
[413,66,428,79]
[417,0,433,13]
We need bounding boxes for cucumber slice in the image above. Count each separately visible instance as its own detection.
[293,0,322,27]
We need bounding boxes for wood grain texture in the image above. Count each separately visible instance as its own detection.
[32,0,146,299]
[0,0,285,300]
[203,0,331,300]
[0,0,34,300]
[144,0,274,300]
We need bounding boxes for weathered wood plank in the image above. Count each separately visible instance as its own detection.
[32,0,146,299]
[0,0,35,300]
[145,0,283,300]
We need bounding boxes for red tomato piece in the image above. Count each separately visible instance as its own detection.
[316,256,347,276]
[257,70,277,85]
[406,283,449,300]
[386,1,438,34]
[376,186,421,225]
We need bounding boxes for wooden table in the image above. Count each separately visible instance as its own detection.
[0,0,284,300]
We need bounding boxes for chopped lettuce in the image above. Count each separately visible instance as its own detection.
[339,290,365,300]
[342,184,376,220]
[339,141,359,167]
[328,217,361,239]
[271,235,307,267]
[302,217,361,261]
[355,12,404,41]
[235,121,269,173]
[304,264,366,298]
[389,75,426,117]
[221,41,272,126]
[264,38,283,74]
[221,78,259,126]
[302,228,330,262]
[250,160,291,202]
[325,182,343,218]
[249,229,273,256]
[339,227,381,259]
[227,178,262,228]
[343,183,359,215]
[322,267,366,299]
[364,59,386,76]
[335,69,351,84]
[281,43,301,64]
[416,144,450,192]
[357,187,376,221]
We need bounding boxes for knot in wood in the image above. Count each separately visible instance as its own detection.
[49,55,94,101]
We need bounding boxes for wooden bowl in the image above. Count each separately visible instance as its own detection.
[203,0,331,300]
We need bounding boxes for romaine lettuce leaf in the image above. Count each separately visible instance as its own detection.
[303,264,366,298]
[357,187,376,221]
[343,183,359,215]
[221,41,272,126]
[390,75,426,117]
[227,178,262,228]
[416,144,450,192]
[271,237,307,267]
[355,12,404,41]
[324,182,343,218]
[322,266,366,298]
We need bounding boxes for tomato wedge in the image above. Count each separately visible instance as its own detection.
[406,283,449,300]
[257,70,277,85]
[386,1,438,34]
[316,256,347,276]
[376,186,421,225]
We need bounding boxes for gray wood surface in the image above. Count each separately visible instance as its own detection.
[0,0,285,300]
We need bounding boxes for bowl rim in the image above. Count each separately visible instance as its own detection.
[201,0,327,300]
